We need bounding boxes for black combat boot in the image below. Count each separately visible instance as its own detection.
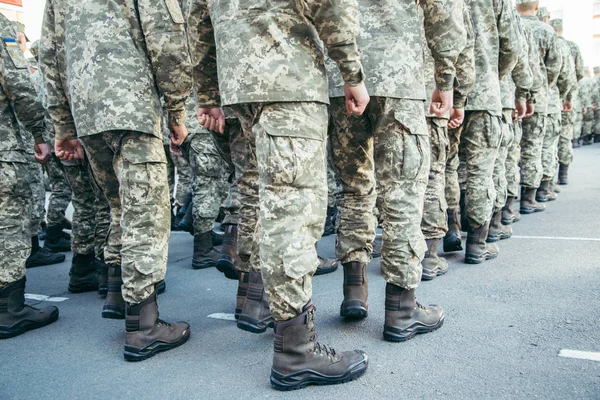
[487,210,512,243]
[520,187,545,214]
[177,201,194,234]
[102,265,126,319]
[216,224,239,280]
[0,277,59,339]
[43,224,71,253]
[340,262,368,319]
[26,236,65,268]
[465,222,499,264]
[459,190,470,232]
[595,134,600,143]
[61,216,72,231]
[192,231,219,269]
[235,272,249,320]
[501,196,520,225]
[536,179,556,202]
[211,229,224,246]
[97,256,108,297]
[237,269,273,333]
[558,163,569,185]
[383,284,444,342]
[443,208,463,252]
[371,235,382,258]
[270,302,368,391]
[123,292,190,362]
[421,238,448,280]
[68,252,99,293]
[39,221,47,241]
[322,206,337,237]
[583,134,592,145]
[572,138,581,148]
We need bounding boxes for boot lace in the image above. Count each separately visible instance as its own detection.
[307,311,337,359]
[416,301,428,310]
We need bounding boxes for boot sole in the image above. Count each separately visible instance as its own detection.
[421,267,448,281]
[102,306,125,320]
[216,257,239,280]
[314,264,338,276]
[43,245,71,253]
[464,252,498,264]
[340,304,368,320]
[0,308,59,339]
[191,260,216,270]
[26,254,66,268]
[237,319,274,334]
[443,237,463,253]
[68,283,99,294]
[383,316,445,342]
[270,353,368,391]
[124,329,191,362]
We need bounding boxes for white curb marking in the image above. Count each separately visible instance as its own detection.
[512,235,600,242]
[207,313,236,321]
[559,349,600,362]
[25,294,69,302]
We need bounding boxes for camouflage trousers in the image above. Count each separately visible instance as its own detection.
[231,102,328,322]
[505,119,522,198]
[181,130,229,235]
[542,113,561,180]
[166,146,192,208]
[326,135,341,210]
[582,111,594,137]
[0,161,32,289]
[81,131,169,304]
[594,110,600,135]
[88,171,111,260]
[45,154,72,227]
[492,110,514,212]
[213,117,242,227]
[572,111,582,140]
[558,111,574,166]
[422,117,449,240]
[459,111,502,227]
[331,97,429,290]
[520,113,546,189]
[26,158,45,236]
[445,126,462,209]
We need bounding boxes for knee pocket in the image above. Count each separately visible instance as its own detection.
[394,111,430,180]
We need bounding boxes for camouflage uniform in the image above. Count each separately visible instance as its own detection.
[543,37,576,180]
[40,0,192,303]
[460,0,521,228]
[518,14,562,190]
[189,0,364,321]
[579,76,597,138]
[0,14,47,288]
[594,69,600,136]
[327,0,465,287]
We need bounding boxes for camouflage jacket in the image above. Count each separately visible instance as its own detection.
[187,0,364,107]
[424,0,475,116]
[548,36,576,115]
[565,39,584,108]
[500,11,533,110]
[39,0,192,141]
[518,15,562,115]
[464,0,522,115]
[578,77,597,109]
[0,14,46,163]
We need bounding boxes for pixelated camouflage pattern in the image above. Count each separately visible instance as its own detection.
[493,110,514,212]
[520,113,546,188]
[558,110,573,165]
[548,37,576,115]
[45,155,72,227]
[445,126,462,209]
[422,118,449,239]
[541,113,561,180]
[500,13,534,109]
[39,0,192,141]
[505,120,522,198]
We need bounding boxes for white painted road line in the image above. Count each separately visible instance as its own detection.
[512,235,600,242]
[25,294,69,302]
[207,313,236,321]
[559,349,600,362]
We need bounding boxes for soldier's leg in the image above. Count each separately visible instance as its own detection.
[421,117,449,280]
[503,119,522,224]
[45,154,72,230]
[443,126,463,252]
[537,113,561,202]
[329,97,376,319]
[519,113,546,214]
[557,111,574,185]
[462,111,501,264]
[488,111,512,242]
[582,112,594,145]
[60,160,99,293]
[173,154,192,209]
[88,169,111,296]
[28,161,45,238]
[0,161,59,339]
[572,110,582,147]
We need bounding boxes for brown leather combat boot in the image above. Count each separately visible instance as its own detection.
[237,269,273,333]
[383,284,444,342]
[97,256,108,297]
[520,187,545,214]
[216,224,240,280]
[536,180,556,202]
[558,163,569,185]
[340,262,368,319]
[192,231,219,269]
[124,292,190,362]
[68,252,99,293]
[501,196,520,225]
[270,302,368,390]
[0,277,59,339]
[465,222,499,264]
[421,238,448,281]
[235,272,249,320]
[102,265,126,319]
[487,210,512,243]
[443,208,463,252]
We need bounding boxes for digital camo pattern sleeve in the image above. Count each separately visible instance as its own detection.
[306,0,364,86]
[496,0,522,80]
[453,1,475,108]
[511,15,533,104]
[139,0,192,126]
[523,25,543,105]
[556,39,576,100]
[420,0,466,92]
[567,41,584,82]
[186,0,220,108]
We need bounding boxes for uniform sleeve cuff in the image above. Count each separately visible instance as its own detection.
[54,124,77,141]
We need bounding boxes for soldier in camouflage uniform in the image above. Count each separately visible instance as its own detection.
[516,0,563,215]
[421,1,475,279]
[189,0,370,390]
[579,68,597,146]
[535,16,576,202]
[493,11,535,241]
[0,13,60,339]
[458,0,522,264]
[590,66,600,144]
[40,0,192,361]
[551,19,584,185]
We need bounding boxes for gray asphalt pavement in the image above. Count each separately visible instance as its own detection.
[1,144,600,400]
